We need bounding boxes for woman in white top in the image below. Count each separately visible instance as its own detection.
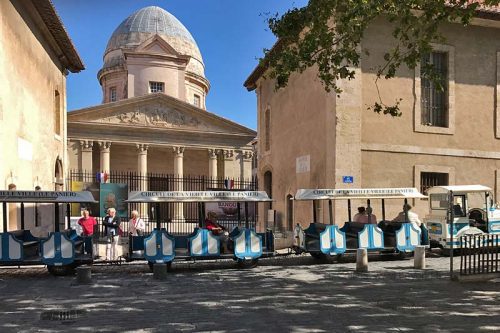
[128,210,145,236]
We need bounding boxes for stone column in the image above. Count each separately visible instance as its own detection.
[79,140,93,172]
[98,141,111,177]
[240,150,253,181]
[137,144,149,179]
[208,149,218,180]
[173,146,185,221]
[222,149,235,180]
[137,144,149,217]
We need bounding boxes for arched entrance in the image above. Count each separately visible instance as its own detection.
[54,157,64,191]
[263,170,272,229]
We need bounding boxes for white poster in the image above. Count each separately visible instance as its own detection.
[296,155,310,173]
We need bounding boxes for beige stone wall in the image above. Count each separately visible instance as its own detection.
[127,57,186,100]
[0,1,69,232]
[256,67,336,230]
[253,17,500,231]
[360,18,500,152]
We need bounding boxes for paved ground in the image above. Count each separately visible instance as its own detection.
[0,254,498,333]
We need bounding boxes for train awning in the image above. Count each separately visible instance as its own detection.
[125,191,273,203]
[0,191,97,203]
[294,188,426,200]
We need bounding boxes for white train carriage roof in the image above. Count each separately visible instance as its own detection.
[126,191,273,203]
[294,188,426,200]
[426,185,492,195]
[0,191,97,203]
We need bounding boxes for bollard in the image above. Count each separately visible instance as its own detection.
[414,246,426,269]
[153,263,168,280]
[356,248,368,273]
[76,266,92,284]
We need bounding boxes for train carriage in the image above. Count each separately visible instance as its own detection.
[124,190,275,270]
[293,188,428,259]
[0,190,96,275]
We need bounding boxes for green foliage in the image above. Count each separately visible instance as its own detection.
[263,0,499,116]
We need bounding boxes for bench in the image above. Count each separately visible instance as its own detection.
[10,230,40,257]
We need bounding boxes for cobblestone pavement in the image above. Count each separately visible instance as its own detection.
[0,254,498,333]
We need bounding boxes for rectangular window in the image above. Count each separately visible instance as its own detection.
[420,172,448,195]
[421,52,448,127]
[110,87,117,102]
[54,90,61,135]
[149,81,164,93]
[193,94,200,107]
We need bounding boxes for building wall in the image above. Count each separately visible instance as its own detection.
[0,1,69,232]
[256,66,336,230]
[254,17,500,231]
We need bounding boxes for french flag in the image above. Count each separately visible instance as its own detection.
[224,179,234,189]
[96,172,108,183]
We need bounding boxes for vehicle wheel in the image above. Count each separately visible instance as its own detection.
[148,261,172,272]
[236,258,258,269]
[336,253,345,263]
[310,252,327,260]
[47,264,76,276]
[397,251,409,260]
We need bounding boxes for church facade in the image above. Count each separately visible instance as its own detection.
[68,6,256,185]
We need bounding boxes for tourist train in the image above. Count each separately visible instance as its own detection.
[0,185,498,275]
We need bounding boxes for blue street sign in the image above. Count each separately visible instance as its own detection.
[343,176,353,184]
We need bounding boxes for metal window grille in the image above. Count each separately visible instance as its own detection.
[67,170,258,235]
[420,172,448,195]
[421,52,448,127]
[149,81,164,93]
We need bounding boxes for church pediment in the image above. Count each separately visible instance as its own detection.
[68,94,255,136]
[100,105,208,130]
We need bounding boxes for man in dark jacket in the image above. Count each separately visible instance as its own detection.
[103,208,121,261]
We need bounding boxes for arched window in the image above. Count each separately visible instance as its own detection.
[286,194,293,231]
[264,108,271,151]
[54,90,61,135]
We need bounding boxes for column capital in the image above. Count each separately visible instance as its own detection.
[79,140,93,152]
[136,144,149,154]
[221,149,234,161]
[173,146,185,156]
[98,141,111,152]
[242,150,253,161]
[208,148,218,159]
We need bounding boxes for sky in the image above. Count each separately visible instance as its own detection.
[52,0,308,130]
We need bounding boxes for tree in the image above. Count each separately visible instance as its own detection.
[263,0,499,116]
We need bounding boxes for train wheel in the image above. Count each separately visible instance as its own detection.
[236,258,259,269]
[310,252,327,260]
[336,253,345,263]
[148,261,172,272]
[47,264,76,276]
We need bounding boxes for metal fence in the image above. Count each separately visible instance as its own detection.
[67,170,258,235]
[460,234,499,276]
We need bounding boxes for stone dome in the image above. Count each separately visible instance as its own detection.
[103,6,205,77]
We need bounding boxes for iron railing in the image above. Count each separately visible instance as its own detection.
[67,170,258,235]
[460,234,499,276]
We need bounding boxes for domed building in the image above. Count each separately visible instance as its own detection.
[98,6,210,108]
[67,6,256,222]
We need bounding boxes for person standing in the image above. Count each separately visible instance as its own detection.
[128,210,145,236]
[103,208,121,261]
[77,209,97,236]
